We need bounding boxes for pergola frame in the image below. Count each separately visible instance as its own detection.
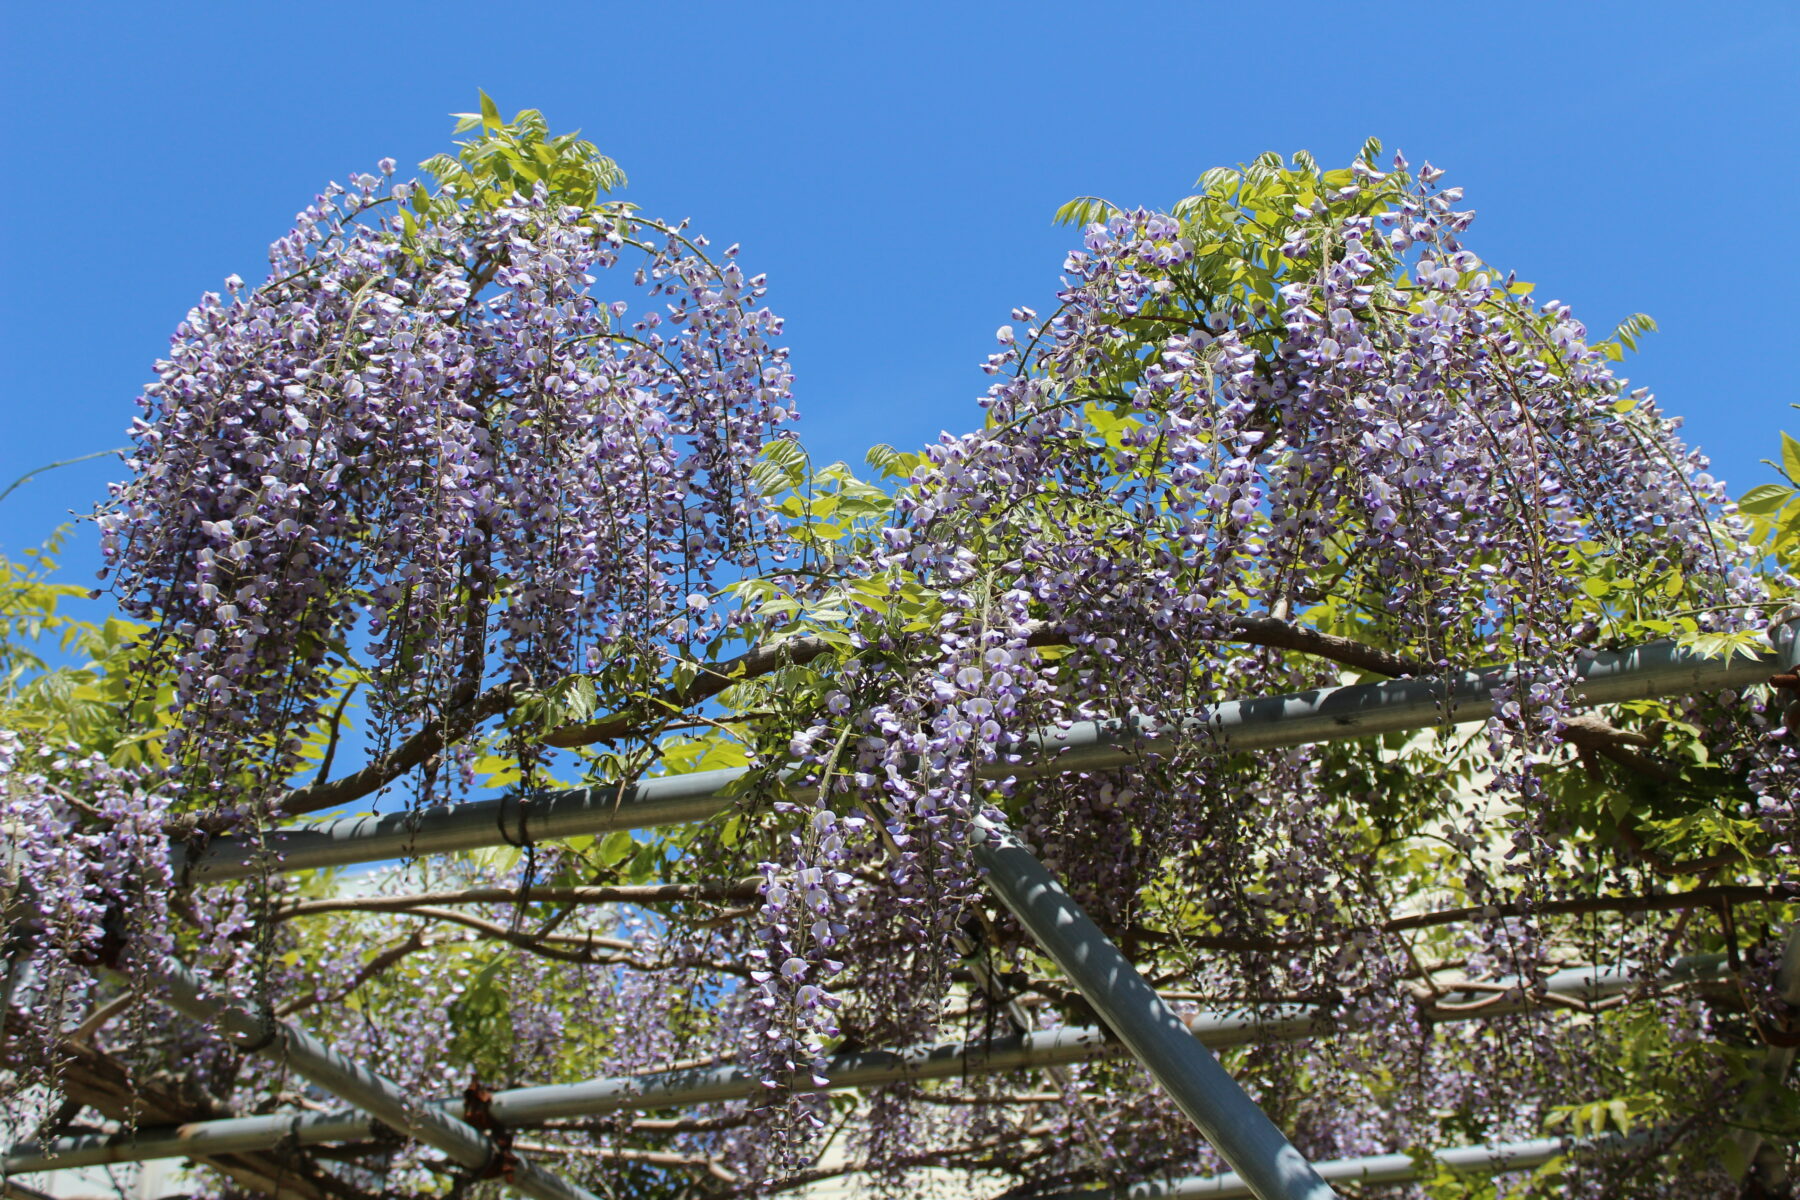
[8,621,1796,1200]
[9,956,1724,1176]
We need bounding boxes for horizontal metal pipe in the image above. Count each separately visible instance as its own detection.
[1034,1133,1630,1198]
[8,959,1720,1174]
[180,637,1782,884]
[350,955,1734,1133]
[4,1112,378,1174]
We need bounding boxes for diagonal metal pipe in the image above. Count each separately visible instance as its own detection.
[179,635,1786,884]
[973,816,1337,1200]
[5,957,1725,1176]
[139,958,601,1200]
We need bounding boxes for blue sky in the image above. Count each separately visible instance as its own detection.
[3,1,1796,591]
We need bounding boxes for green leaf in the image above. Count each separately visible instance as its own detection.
[1739,482,1795,515]
[1608,312,1658,353]
[1780,501,1800,537]
[865,443,922,480]
[1054,196,1118,227]
[479,89,501,130]
[751,438,809,496]
[598,830,635,867]
[1783,432,1800,484]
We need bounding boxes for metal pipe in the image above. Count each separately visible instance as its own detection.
[5,958,1724,1174]
[452,954,1731,1129]
[973,817,1337,1200]
[1727,611,1800,1186]
[180,636,1785,884]
[1728,923,1800,1187]
[1029,1133,1625,1199]
[140,959,601,1200]
[4,1112,377,1175]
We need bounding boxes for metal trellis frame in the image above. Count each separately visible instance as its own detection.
[4,957,1729,1176]
[973,815,1338,1199]
[15,623,1793,1200]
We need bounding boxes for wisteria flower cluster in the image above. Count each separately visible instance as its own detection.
[0,730,173,1100]
[99,154,793,807]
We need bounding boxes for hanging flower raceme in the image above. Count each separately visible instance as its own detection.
[0,730,175,1103]
[98,164,794,806]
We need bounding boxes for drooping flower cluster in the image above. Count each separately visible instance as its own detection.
[794,157,1740,940]
[0,730,174,1101]
[99,163,794,804]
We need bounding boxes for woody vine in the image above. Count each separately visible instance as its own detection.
[2,97,1797,1199]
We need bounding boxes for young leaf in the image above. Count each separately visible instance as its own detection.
[1738,482,1794,515]
[1608,312,1658,353]
[1053,196,1118,227]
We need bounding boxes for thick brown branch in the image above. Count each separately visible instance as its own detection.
[725,1123,1060,1199]
[515,1140,739,1182]
[277,930,432,1018]
[1561,711,1666,779]
[278,683,515,816]
[542,1114,750,1136]
[307,905,638,954]
[542,635,841,749]
[1223,615,1429,677]
[293,911,752,974]
[538,615,1413,752]
[909,1091,1065,1106]
[267,614,1652,819]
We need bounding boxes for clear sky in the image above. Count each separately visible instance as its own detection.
[3,2,1796,594]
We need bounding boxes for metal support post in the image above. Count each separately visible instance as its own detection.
[142,958,601,1200]
[1727,923,1800,1187]
[972,816,1338,1200]
[5,1111,376,1176]
[1728,611,1800,1186]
